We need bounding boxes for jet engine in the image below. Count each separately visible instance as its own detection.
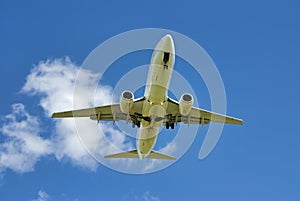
[120,90,134,114]
[179,93,193,116]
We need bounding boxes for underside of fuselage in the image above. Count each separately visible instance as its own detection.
[135,34,175,159]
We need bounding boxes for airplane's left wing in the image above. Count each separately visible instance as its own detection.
[166,98,243,125]
[51,97,145,123]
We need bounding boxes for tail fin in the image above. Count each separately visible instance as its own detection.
[104,149,176,160]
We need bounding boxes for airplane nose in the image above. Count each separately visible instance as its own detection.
[162,34,173,46]
[163,34,173,44]
[160,34,174,53]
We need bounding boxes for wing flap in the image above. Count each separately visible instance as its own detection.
[51,97,146,120]
[189,108,243,125]
[51,104,121,118]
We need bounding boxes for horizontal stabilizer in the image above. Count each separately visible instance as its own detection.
[148,151,176,160]
[104,150,176,160]
[104,150,139,159]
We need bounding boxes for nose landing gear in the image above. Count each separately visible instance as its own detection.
[163,52,170,69]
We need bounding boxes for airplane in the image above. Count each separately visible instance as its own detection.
[52,34,243,160]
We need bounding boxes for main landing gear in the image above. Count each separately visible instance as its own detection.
[165,122,175,129]
[132,120,141,128]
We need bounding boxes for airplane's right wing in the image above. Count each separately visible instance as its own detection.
[166,98,243,125]
[51,97,146,123]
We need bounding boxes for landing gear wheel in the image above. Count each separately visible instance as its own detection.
[170,123,174,129]
[166,122,170,129]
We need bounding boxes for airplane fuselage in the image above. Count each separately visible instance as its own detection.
[137,34,175,159]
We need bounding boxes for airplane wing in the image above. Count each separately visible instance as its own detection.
[166,98,243,125]
[51,97,146,123]
[52,96,242,125]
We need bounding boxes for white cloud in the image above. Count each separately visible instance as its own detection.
[0,57,132,173]
[22,57,133,171]
[135,192,160,201]
[0,104,53,173]
[32,190,80,201]
[21,57,112,114]
[32,190,49,201]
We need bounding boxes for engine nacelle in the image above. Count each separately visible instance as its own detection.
[120,90,134,114]
[179,93,193,116]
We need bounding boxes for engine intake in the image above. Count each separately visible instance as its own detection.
[179,93,193,116]
[120,90,134,114]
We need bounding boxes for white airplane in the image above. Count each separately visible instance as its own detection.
[52,34,243,160]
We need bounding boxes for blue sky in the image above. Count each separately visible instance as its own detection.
[1,0,300,200]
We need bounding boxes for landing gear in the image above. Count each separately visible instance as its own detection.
[163,52,170,69]
[166,122,170,129]
[165,122,175,129]
[132,120,141,128]
[170,123,174,129]
[163,52,170,63]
